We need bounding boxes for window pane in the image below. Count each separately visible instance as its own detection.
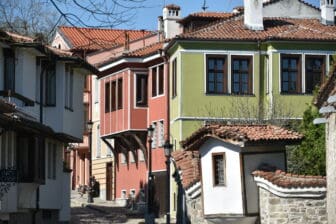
[290,59,297,69]
[233,73,239,82]
[105,82,110,112]
[290,72,297,81]
[111,81,116,111]
[217,83,223,92]
[283,72,288,82]
[152,68,157,97]
[233,60,239,70]
[208,59,215,69]
[158,65,164,95]
[217,73,223,82]
[283,59,288,68]
[208,82,215,92]
[233,83,239,93]
[216,59,224,70]
[208,73,215,81]
[241,60,248,70]
[117,79,123,109]
[283,82,288,92]
[213,154,225,186]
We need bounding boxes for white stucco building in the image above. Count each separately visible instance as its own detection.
[179,124,302,220]
[0,30,96,223]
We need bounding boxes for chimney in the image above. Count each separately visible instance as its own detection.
[244,0,264,30]
[321,0,335,25]
[162,4,182,39]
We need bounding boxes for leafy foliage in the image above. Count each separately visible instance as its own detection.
[287,105,326,176]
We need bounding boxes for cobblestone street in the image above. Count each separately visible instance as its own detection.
[70,191,145,224]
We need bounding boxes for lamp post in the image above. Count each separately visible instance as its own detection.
[147,125,154,215]
[164,140,173,224]
[87,120,94,203]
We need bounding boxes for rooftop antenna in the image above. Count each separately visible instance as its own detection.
[202,0,208,11]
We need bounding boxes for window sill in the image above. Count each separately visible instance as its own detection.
[65,106,74,112]
[280,92,306,95]
[205,93,255,97]
[45,104,56,107]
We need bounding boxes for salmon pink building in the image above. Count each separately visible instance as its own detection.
[94,41,169,215]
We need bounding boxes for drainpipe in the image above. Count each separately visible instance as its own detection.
[258,40,264,122]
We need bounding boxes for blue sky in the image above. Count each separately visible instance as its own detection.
[125,0,320,30]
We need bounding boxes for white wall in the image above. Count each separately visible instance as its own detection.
[51,31,71,50]
[39,140,63,209]
[243,152,286,214]
[200,138,244,215]
[263,0,320,18]
[62,68,85,140]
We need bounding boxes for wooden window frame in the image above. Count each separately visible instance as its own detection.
[111,80,116,111]
[152,67,157,97]
[152,65,164,97]
[281,54,302,94]
[231,55,253,95]
[206,55,228,94]
[117,78,123,110]
[305,55,325,94]
[212,152,226,187]
[105,81,110,113]
[136,74,148,107]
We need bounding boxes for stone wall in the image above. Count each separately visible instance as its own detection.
[185,195,206,224]
[326,113,336,223]
[259,188,327,224]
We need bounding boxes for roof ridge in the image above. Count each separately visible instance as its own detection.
[59,26,155,33]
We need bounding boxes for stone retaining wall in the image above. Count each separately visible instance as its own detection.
[259,187,327,224]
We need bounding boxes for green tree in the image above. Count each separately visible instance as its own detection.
[287,105,326,176]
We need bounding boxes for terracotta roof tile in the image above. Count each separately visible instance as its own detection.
[252,169,326,188]
[165,4,180,10]
[315,65,336,108]
[171,150,201,189]
[177,18,336,42]
[181,124,303,150]
[95,41,165,68]
[179,12,235,25]
[59,26,155,51]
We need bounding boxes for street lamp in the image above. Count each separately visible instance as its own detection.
[163,140,173,224]
[87,120,94,203]
[147,125,154,216]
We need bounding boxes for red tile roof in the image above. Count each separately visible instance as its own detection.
[165,4,180,10]
[315,65,336,108]
[95,41,165,68]
[176,18,336,42]
[252,169,326,188]
[59,26,155,51]
[181,124,303,150]
[179,12,235,24]
[171,150,201,189]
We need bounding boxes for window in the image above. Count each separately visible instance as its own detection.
[231,56,252,95]
[17,136,38,182]
[158,121,164,147]
[136,74,148,107]
[96,125,101,158]
[152,65,164,97]
[3,48,15,91]
[106,139,113,157]
[65,64,74,110]
[0,132,15,169]
[111,81,116,111]
[172,58,177,97]
[94,77,99,103]
[47,142,57,180]
[117,78,123,109]
[212,153,226,186]
[151,122,157,148]
[206,55,227,94]
[138,149,145,162]
[305,55,325,94]
[121,190,127,199]
[45,63,56,106]
[281,55,301,94]
[105,82,110,113]
[36,57,41,103]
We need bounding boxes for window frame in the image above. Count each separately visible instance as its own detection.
[135,74,148,107]
[212,152,226,187]
[305,55,325,94]
[64,64,74,110]
[280,54,302,94]
[206,55,228,94]
[231,55,253,95]
[3,48,15,91]
[151,64,164,98]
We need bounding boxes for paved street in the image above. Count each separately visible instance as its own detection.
[70,191,145,224]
